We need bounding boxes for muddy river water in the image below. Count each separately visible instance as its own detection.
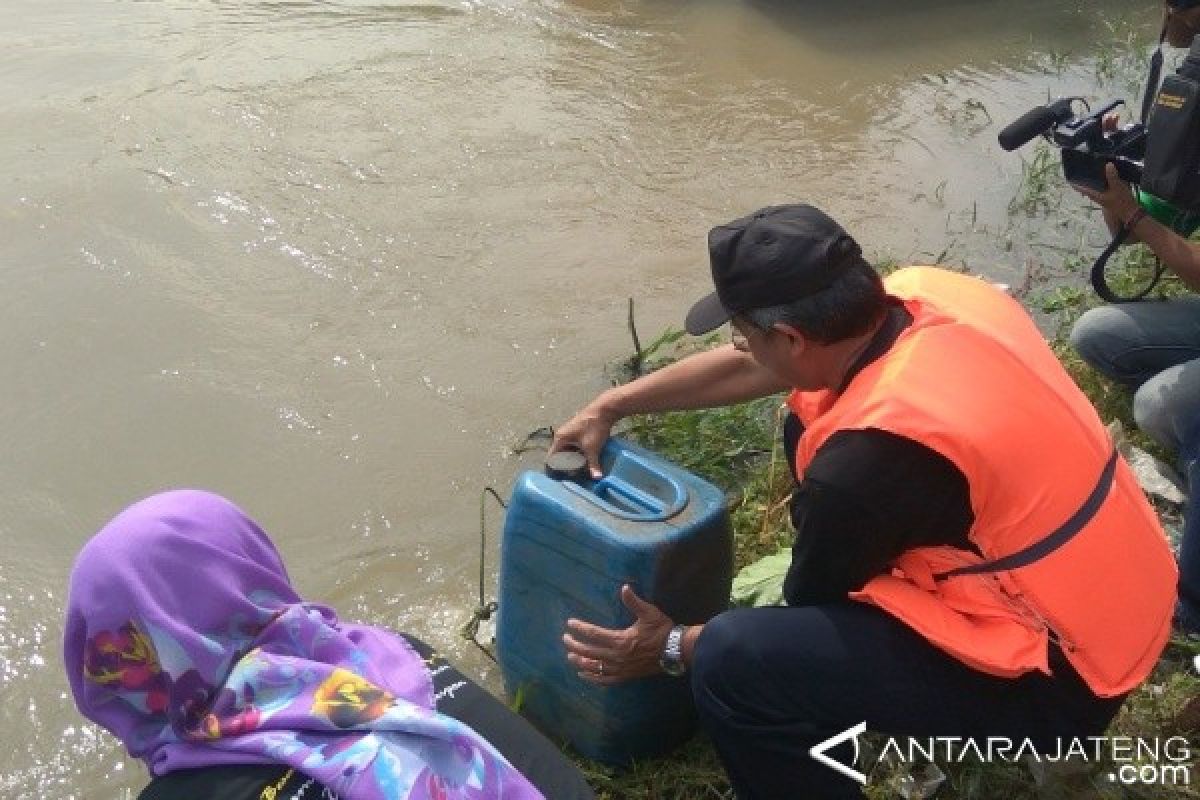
[0,0,1176,795]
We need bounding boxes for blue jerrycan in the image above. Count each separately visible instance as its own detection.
[496,437,733,766]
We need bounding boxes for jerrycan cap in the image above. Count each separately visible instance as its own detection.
[545,449,590,482]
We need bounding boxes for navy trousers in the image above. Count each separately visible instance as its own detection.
[690,603,1126,800]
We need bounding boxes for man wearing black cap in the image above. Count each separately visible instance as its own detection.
[552,204,1175,799]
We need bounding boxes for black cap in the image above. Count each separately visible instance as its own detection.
[1168,0,1200,9]
[684,204,865,335]
[545,449,589,482]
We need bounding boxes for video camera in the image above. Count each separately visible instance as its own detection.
[998,35,1200,301]
[999,34,1200,211]
[998,98,1146,192]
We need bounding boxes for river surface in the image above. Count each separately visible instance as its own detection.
[0,0,1171,796]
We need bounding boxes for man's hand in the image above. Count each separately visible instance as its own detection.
[550,397,620,479]
[563,585,674,685]
[1073,162,1141,224]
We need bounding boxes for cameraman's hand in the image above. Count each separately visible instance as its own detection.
[1101,112,1120,133]
[1074,163,1140,224]
[550,394,621,479]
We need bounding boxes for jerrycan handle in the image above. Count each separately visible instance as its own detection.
[558,450,688,521]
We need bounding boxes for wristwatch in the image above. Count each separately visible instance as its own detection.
[659,624,687,676]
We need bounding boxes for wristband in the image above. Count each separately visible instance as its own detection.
[1122,207,1148,235]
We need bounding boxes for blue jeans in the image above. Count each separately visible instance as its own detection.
[1069,298,1200,631]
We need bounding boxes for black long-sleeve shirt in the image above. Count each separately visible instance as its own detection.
[784,429,975,606]
[782,301,976,607]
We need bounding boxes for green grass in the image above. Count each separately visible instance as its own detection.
[1093,14,1156,94]
[1008,142,1066,216]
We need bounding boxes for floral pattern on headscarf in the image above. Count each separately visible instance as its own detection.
[83,621,169,714]
[64,490,543,800]
[313,668,394,728]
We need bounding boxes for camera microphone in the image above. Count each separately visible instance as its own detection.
[998,98,1079,151]
[998,105,1061,151]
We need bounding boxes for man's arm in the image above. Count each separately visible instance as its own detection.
[1077,163,1200,292]
[1118,212,1200,291]
[552,345,788,476]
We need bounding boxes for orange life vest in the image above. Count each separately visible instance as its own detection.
[786,267,1177,697]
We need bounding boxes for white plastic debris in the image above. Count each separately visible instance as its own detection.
[894,763,947,799]
[1108,420,1187,506]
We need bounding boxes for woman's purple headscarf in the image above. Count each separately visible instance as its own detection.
[64,490,543,800]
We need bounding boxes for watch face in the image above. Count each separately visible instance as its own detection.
[659,656,686,677]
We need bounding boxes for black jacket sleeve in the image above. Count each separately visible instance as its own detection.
[783,428,975,607]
